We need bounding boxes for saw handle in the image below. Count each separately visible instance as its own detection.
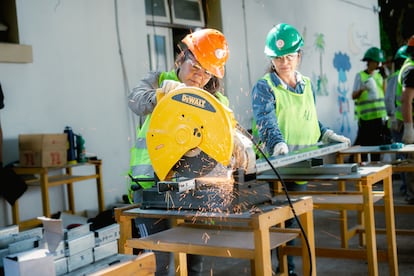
[128,174,156,191]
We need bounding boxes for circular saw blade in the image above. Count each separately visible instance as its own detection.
[173,150,218,178]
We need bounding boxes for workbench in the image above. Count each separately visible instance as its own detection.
[336,144,414,174]
[12,160,104,230]
[115,196,315,276]
[257,165,398,276]
[337,145,414,232]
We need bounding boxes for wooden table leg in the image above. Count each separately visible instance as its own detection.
[361,183,378,276]
[300,207,316,276]
[383,171,398,275]
[95,161,105,212]
[66,167,75,213]
[175,252,187,276]
[253,217,272,276]
[115,207,133,255]
[40,169,51,217]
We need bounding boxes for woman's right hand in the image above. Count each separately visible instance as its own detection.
[161,80,185,94]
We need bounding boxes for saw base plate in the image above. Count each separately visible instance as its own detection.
[141,180,272,212]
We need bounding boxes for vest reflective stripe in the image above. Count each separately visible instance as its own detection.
[263,74,320,146]
[396,59,414,121]
[354,71,386,120]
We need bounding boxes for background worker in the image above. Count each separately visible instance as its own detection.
[128,28,229,275]
[385,45,408,195]
[251,23,351,276]
[352,47,388,161]
[398,35,414,204]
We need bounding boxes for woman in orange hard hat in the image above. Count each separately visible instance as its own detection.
[127,28,229,275]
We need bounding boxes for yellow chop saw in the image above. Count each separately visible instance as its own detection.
[137,87,349,212]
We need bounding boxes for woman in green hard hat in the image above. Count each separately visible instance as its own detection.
[352,46,388,161]
[251,23,350,276]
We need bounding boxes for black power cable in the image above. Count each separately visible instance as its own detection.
[236,124,313,276]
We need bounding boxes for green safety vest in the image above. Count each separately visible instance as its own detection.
[354,71,386,121]
[263,73,321,146]
[127,70,229,202]
[395,58,414,121]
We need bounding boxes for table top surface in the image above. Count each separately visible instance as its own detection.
[257,164,391,181]
[123,196,312,221]
[12,159,101,171]
[338,145,414,154]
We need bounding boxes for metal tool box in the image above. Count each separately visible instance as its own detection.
[54,256,68,276]
[66,248,93,272]
[93,239,118,262]
[94,223,120,246]
[65,232,95,256]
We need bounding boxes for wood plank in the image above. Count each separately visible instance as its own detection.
[126,226,298,259]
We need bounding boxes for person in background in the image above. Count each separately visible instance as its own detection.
[385,45,408,195]
[352,46,387,161]
[398,35,414,204]
[127,28,229,275]
[251,23,351,276]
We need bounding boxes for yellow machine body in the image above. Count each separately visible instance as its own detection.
[147,87,236,181]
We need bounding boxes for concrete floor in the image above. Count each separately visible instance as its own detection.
[185,177,414,276]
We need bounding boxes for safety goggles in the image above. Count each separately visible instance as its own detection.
[186,56,213,78]
[274,52,299,62]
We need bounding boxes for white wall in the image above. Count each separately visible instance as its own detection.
[0,0,147,226]
[0,0,381,227]
[222,0,381,139]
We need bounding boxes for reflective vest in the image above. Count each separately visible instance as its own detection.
[354,71,386,121]
[395,58,414,121]
[263,73,321,147]
[127,70,229,202]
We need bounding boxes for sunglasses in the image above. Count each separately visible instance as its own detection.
[274,52,299,62]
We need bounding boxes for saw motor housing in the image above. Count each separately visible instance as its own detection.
[146,87,246,181]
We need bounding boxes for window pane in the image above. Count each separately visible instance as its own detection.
[145,0,167,17]
[171,0,205,27]
[173,1,201,21]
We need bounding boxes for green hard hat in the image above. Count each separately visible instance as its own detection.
[394,45,408,60]
[264,23,304,57]
[362,47,385,62]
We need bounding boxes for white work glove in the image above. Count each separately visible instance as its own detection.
[322,129,351,146]
[363,77,378,100]
[160,80,185,94]
[388,116,399,132]
[231,130,256,174]
[403,123,414,144]
[272,142,289,156]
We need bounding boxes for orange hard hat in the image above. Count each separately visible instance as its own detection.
[182,28,229,78]
[408,35,414,47]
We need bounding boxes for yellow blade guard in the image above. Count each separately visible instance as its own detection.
[147,87,236,181]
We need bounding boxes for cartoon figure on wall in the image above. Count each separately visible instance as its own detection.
[333,51,352,133]
[314,33,328,96]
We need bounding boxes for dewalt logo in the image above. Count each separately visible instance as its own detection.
[181,94,206,108]
[172,93,216,113]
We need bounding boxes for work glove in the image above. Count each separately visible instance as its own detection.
[363,77,378,100]
[321,129,351,146]
[160,80,185,94]
[403,123,414,144]
[272,142,289,156]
